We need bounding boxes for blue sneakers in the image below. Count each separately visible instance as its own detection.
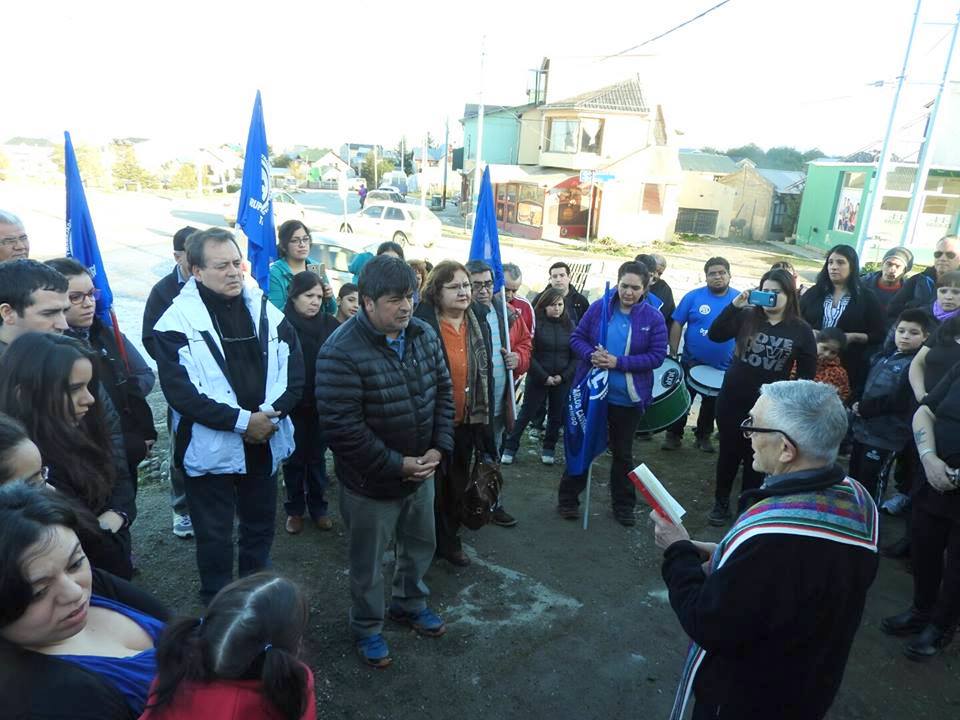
[356,633,392,668]
[388,604,447,637]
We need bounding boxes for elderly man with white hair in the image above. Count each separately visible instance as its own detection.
[0,210,29,262]
[651,380,879,720]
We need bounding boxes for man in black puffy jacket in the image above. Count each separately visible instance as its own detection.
[315,255,455,668]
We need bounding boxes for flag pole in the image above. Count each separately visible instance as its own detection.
[582,462,593,530]
[501,292,516,422]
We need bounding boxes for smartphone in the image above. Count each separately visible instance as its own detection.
[748,289,778,308]
[318,263,328,284]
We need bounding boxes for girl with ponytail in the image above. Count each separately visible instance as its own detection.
[140,572,315,720]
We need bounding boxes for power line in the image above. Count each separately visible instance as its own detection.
[600,0,733,61]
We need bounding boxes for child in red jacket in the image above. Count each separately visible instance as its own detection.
[139,573,316,720]
[813,327,851,402]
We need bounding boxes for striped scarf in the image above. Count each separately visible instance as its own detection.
[465,307,490,426]
[669,477,878,720]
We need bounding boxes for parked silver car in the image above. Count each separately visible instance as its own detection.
[340,202,441,247]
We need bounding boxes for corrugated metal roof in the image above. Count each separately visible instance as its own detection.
[756,168,806,194]
[544,75,648,113]
[679,152,737,174]
[462,103,537,120]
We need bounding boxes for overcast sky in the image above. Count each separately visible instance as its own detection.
[5,0,958,157]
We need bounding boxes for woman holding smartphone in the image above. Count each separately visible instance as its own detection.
[706,268,817,525]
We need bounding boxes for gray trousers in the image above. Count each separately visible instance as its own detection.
[167,408,188,516]
[339,479,436,638]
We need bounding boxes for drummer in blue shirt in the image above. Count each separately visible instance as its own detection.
[662,256,739,453]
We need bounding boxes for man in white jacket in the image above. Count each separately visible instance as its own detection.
[154,228,304,602]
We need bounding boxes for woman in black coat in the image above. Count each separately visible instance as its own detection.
[501,288,577,466]
[282,272,339,535]
[800,244,885,399]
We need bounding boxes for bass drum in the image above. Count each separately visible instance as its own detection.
[636,358,692,434]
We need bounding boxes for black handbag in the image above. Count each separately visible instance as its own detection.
[459,451,503,530]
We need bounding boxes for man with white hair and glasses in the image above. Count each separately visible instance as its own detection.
[0,210,29,262]
[651,380,879,720]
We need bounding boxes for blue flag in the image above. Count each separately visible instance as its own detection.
[64,131,113,324]
[237,90,276,292]
[468,165,504,292]
[564,284,611,476]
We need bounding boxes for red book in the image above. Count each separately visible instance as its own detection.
[628,463,686,525]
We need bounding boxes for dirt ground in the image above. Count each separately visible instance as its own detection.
[132,397,960,720]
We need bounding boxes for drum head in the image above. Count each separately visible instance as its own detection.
[652,358,684,399]
[689,365,724,390]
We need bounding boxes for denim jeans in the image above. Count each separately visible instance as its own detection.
[558,403,643,516]
[184,469,278,602]
[282,408,329,519]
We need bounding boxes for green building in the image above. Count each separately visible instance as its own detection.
[796,161,960,265]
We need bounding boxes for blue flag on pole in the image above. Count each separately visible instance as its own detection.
[237,91,276,292]
[65,131,114,324]
[564,284,611,476]
[468,165,504,292]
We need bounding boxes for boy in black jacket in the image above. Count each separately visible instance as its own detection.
[850,309,932,499]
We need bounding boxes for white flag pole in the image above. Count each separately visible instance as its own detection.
[582,463,593,530]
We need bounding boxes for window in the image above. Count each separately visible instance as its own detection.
[362,206,383,218]
[580,119,603,154]
[642,184,663,214]
[316,244,356,273]
[841,172,867,189]
[880,196,909,212]
[675,209,719,235]
[885,167,917,193]
[517,202,543,226]
[546,117,604,155]
[384,207,404,221]
[547,119,579,153]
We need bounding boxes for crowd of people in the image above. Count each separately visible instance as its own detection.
[1,201,959,718]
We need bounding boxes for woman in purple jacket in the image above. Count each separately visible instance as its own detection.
[557,261,667,526]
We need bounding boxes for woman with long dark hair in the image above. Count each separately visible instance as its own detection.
[501,287,577,466]
[267,220,336,314]
[0,412,134,578]
[0,333,134,567]
[800,244,885,397]
[556,261,668,526]
[0,483,169,720]
[141,573,314,720]
[707,268,817,525]
[281,272,339,534]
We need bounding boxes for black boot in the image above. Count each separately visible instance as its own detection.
[881,608,931,636]
[707,498,731,527]
[904,624,955,662]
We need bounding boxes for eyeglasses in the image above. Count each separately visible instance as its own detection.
[0,234,28,247]
[934,250,958,260]
[21,466,50,487]
[471,280,494,291]
[740,416,797,449]
[290,236,311,246]
[211,315,257,344]
[68,288,102,305]
[443,282,472,293]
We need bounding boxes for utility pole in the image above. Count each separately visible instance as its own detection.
[471,36,486,223]
[900,9,960,248]
[373,145,379,188]
[442,115,449,209]
[856,0,923,255]
[421,132,429,212]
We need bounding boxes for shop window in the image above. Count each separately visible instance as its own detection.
[942,177,960,195]
[556,188,588,226]
[642,184,663,214]
[885,167,917,193]
[517,201,543,226]
[547,119,579,153]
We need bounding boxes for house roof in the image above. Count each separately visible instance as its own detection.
[679,151,737,174]
[756,168,806,194]
[485,163,574,188]
[462,103,537,120]
[543,75,648,114]
[412,146,447,162]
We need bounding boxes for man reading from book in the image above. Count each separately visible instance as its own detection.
[650,380,879,720]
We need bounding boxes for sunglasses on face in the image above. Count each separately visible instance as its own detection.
[934,250,958,260]
[740,416,798,449]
